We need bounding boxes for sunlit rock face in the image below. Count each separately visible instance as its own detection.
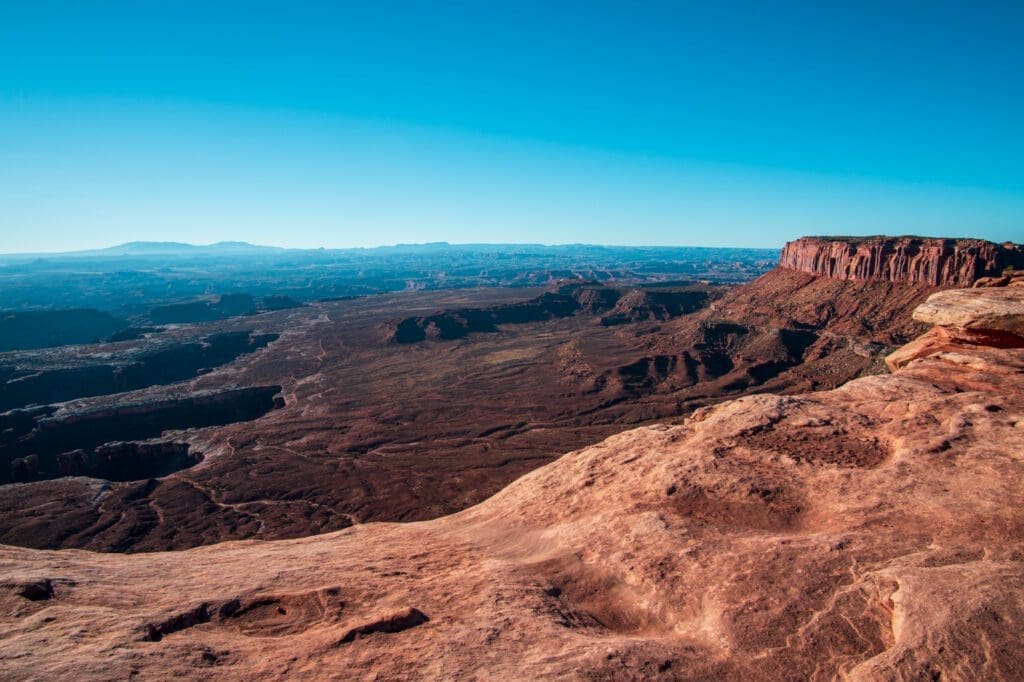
[780,236,1024,287]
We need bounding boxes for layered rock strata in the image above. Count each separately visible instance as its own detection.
[780,236,1024,287]
[886,288,1024,370]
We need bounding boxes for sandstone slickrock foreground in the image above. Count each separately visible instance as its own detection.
[1,289,1022,679]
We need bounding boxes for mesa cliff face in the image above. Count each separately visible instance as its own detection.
[780,236,1024,287]
[1,287,1022,679]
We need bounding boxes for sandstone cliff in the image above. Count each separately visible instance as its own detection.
[780,236,1024,287]
[1,287,1022,679]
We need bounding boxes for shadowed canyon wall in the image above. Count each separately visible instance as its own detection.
[0,331,278,411]
[1,385,283,483]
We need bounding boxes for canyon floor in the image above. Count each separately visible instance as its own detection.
[0,269,935,552]
[0,286,1022,679]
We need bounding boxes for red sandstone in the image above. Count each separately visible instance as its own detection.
[779,236,1024,287]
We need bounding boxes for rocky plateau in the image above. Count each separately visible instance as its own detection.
[1,266,1022,679]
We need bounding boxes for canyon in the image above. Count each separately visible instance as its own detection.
[0,237,983,552]
[0,253,1022,678]
[0,330,278,412]
[1,385,283,484]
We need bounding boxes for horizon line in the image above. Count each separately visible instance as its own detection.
[5,233,1022,258]
[0,239,792,258]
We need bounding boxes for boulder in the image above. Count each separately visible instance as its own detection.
[885,325,1024,371]
[912,288,1024,336]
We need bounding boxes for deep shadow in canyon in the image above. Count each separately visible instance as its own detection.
[0,330,278,411]
[1,385,283,483]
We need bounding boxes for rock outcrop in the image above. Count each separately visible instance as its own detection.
[886,288,1024,370]
[1,287,1022,678]
[780,236,1024,287]
[914,288,1024,335]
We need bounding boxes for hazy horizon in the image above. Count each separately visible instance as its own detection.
[0,237,787,257]
[2,2,1022,252]
[11,233,1024,258]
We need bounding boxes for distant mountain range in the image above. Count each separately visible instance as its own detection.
[0,240,779,261]
[2,241,287,259]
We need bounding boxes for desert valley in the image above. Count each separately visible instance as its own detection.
[1,236,1023,678]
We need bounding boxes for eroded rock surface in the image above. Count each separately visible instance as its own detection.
[912,288,1024,335]
[0,288,1021,678]
[887,288,1024,371]
[780,236,1024,287]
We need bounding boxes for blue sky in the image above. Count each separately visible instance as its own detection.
[1,1,1022,251]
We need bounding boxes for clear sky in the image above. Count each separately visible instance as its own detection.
[1,1,1022,252]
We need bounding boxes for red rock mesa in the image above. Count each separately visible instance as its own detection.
[780,236,1024,287]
